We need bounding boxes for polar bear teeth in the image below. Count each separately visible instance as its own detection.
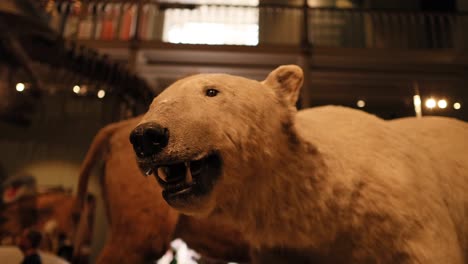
[156,160,204,186]
[145,168,153,176]
[185,162,193,183]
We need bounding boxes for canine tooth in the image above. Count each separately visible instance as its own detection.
[145,168,153,176]
[157,167,168,181]
[185,162,193,183]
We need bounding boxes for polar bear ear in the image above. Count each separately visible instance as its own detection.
[262,65,304,107]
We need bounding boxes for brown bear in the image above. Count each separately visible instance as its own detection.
[74,117,249,263]
[0,191,77,249]
[130,65,468,264]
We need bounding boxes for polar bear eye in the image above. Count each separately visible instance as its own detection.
[205,88,219,97]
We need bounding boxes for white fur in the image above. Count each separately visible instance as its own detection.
[138,65,468,263]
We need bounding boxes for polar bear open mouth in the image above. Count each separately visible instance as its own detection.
[150,153,222,202]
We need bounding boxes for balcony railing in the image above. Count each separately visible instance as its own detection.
[307,8,463,49]
[46,1,468,50]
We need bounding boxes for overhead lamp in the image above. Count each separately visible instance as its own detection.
[425,98,436,109]
[437,99,447,109]
[356,100,365,108]
[16,83,25,92]
[73,85,81,94]
[97,89,106,99]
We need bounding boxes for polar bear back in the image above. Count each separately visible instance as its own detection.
[294,106,468,260]
[390,116,468,257]
[295,106,468,208]
[389,116,468,212]
[295,106,467,187]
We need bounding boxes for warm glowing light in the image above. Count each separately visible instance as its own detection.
[356,100,365,108]
[413,95,422,118]
[73,85,81,94]
[454,102,461,110]
[413,95,421,106]
[166,22,259,46]
[97,90,106,99]
[163,1,259,46]
[425,98,436,109]
[16,83,25,92]
[437,99,447,109]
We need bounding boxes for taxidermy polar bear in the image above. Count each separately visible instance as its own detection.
[74,117,249,264]
[130,65,468,263]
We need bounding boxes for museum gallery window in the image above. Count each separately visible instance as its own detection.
[162,0,259,45]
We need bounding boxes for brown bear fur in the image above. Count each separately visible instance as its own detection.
[135,65,468,263]
[1,191,76,248]
[74,117,249,263]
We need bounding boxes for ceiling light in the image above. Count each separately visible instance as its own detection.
[356,100,365,108]
[97,90,106,99]
[454,102,461,110]
[437,99,447,109]
[73,85,80,94]
[16,83,25,92]
[425,98,436,109]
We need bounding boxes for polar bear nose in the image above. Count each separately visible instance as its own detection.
[130,123,169,158]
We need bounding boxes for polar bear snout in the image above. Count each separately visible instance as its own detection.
[130,122,169,158]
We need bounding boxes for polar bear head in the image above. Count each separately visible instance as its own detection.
[130,65,304,216]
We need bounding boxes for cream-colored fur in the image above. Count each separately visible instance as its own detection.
[74,118,249,263]
[138,65,468,263]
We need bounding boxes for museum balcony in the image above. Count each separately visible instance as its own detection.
[46,0,468,120]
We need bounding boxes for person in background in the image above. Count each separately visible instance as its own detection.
[56,233,73,262]
[18,229,42,264]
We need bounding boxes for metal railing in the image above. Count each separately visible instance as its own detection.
[46,1,467,50]
[307,8,462,49]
